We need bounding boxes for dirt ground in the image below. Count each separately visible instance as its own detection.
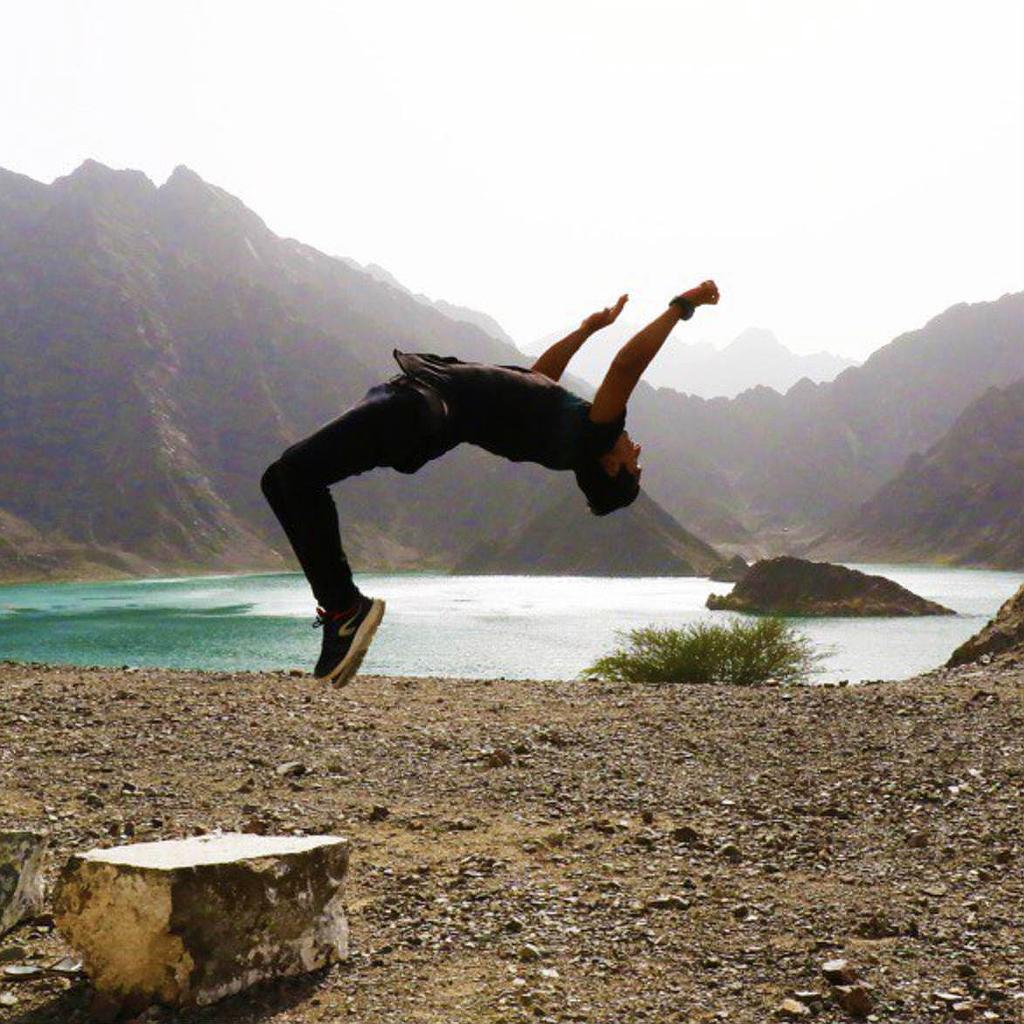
[1,659,1022,1023]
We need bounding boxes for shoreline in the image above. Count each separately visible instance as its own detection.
[4,559,1022,589]
[2,660,1022,1022]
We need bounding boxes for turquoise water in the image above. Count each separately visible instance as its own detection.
[0,566,1019,683]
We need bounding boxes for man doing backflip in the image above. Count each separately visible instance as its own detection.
[261,279,720,685]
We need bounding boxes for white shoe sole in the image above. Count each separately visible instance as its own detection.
[317,598,386,688]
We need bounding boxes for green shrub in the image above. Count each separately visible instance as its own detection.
[583,617,822,685]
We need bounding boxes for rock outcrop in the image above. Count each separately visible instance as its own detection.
[948,583,1024,666]
[706,557,955,617]
[54,833,349,1014]
[0,831,46,934]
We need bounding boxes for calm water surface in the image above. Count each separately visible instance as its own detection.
[0,567,1019,683]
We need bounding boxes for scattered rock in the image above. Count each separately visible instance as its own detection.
[778,997,811,1018]
[646,894,688,910]
[48,954,83,975]
[671,824,701,845]
[0,831,47,935]
[480,748,512,769]
[2,963,42,980]
[833,982,873,1017]
[443,817,477,831]
[854,911,914,939]
[822,959,857,984]
[2,659,1024,1022]
[54,833,349,1014]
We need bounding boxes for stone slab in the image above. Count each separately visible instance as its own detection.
[0,831,47,935]
[54,833,349,1013]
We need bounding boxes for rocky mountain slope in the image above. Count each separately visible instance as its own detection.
[632,290,1024,546]
[455,487,721,576]
[807,380,1024,568]
[948,582,1024,666]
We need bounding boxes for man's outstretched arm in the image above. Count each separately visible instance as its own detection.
[589,280,719,423]
[531,294,628,382]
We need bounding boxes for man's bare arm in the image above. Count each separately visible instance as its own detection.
[590,281,719,423]
[531,294,628,382]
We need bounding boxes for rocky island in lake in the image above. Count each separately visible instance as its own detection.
[706,556,955,616]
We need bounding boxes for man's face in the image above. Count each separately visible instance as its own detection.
[599,430,642,482]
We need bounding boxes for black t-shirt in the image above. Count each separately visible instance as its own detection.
[393,349,625,470]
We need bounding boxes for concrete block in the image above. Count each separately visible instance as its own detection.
[0,830,47,934]
[54,833,348,1013]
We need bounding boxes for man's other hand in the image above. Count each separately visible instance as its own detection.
[581,294,629,333]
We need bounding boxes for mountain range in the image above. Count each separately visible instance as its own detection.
[1,160,1022,580]
[525,325,857,398]
[628,288,1024,551]
[0,161,717,581]
[809,379,1024,568]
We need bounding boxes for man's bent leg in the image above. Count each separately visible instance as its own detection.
[260,382,431,683]
[260,456,354,611]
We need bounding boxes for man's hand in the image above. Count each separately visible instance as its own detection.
[581,294,629,334]
[679,280,720,307]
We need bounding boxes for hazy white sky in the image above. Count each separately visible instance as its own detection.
[2,0,1021,356]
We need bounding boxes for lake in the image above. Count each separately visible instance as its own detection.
[1,566,1019,683]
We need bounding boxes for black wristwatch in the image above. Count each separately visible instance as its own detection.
[669,294,695,320]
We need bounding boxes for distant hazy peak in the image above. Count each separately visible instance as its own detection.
[0,168,50,225]
[526,320,858,398]
[0,166,48,198]
[157,164,274,240]
[160,164,234,203]
[160,165,245,208]
[723,327,786,354]
[57,159,156,194]
[166,164,206,187]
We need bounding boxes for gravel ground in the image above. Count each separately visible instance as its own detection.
[1,659,1023,1023]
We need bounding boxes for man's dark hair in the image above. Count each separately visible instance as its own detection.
[574,458,640,516]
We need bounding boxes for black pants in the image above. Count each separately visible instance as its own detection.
[260,377,454,609]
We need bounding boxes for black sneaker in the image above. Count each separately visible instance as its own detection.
[312,595,386,686]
